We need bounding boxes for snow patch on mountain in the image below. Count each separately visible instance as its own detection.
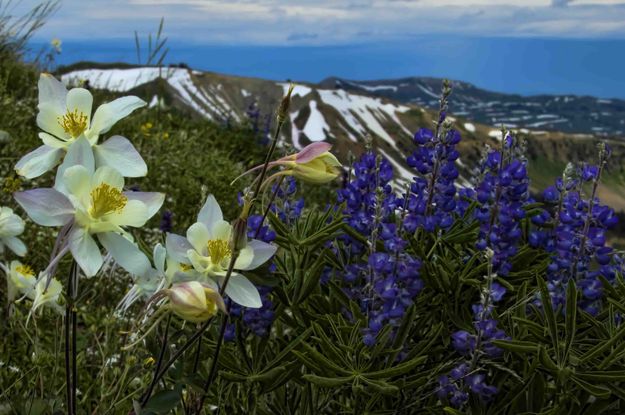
[303,101,330,142]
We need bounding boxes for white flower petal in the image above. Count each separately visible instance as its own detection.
[55,137,95,192]
[124,192,164,219]
[209,220,231,241]
[39,132,67,149]
[188,249,210,273]
[37,102,68,139]
[3,236,26,257]
[0,209,25,236]
[65,88,93,123]
[187,222,210,254]
[110,200,148,227]
[198,194,223,229]
[154,243,166,274]
[15,145,63,179]
[38,73,67,109]
[94,135,147,177]
[166,233,193,263]
[224,273,262,308]
[92,166,124,190]
[14,188,74,226]
[237,239,277,271]
[69,227,103,277]
[63,165,91,202]
[98,232,151,276]
[89,96,146,136]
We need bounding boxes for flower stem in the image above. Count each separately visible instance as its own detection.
[64,260,78,415]
[140,313,172,407]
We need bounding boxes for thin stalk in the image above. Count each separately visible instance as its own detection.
[140,313,172,407]
[64,273,73,415]
[255,176,285,239]
[71,263,77,413]
[250,119,285,207]
[195,310,230,412]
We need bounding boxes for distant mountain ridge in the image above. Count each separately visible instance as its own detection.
[319,77,625,138]
[57,63,625,213]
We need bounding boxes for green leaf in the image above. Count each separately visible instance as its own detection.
[363,355,427,380]
[537,275,560,362]
[576,371,625,382]
[538,346,559,373]
[580,322,625,364]
[491,339,538,354]
[302,374,354,387]
[249,366,287,384]
[143,388,181,413]
[360,377,399,395]
[570,376,611,399]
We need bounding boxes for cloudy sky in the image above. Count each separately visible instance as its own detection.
[23,0,625,44]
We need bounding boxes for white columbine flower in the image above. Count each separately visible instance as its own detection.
[31,277,63,315]
[15,73,147,179]
[117,243,185,312]
[166,195,276,308]
[6,260,37,303]
[0,207,27,257]
[14,160,164,277]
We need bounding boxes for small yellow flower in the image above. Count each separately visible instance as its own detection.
[140,122,153,138]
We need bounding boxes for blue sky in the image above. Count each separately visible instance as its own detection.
[15,0,625,98]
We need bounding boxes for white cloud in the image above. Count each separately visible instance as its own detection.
[23,0,625,43]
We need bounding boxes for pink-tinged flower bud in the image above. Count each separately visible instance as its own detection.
[232,142,342,187]
[166,281,226,323]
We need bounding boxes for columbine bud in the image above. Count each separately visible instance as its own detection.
[230,217,248,253]
[166,281,226,323]
[277,83,295,124]
[279,142,342,184]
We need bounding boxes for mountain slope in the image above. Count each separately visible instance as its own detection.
[319,77,625,138]
[58,64,625,212]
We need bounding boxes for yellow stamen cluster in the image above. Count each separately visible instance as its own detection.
[16,264,34,277]
[180,263,194,272]
[58,108,88,138]
[89,183,127,218]
[207,239,231,265]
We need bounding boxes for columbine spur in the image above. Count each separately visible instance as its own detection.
[15,73,147,179]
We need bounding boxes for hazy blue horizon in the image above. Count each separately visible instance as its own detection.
[28,36,625,100]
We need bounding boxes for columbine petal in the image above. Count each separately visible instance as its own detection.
[0,209,25,235]
[15,145,63,179]
[166,233,193,263]
[94,135,147,177]
[63,165,91,202]
[14,188,74,226]
[92,165,124,190]
[188,249,210,273]
[89,96,146,137]
[198,194,223,229]
[295,142,333,163]
[110,200,148,227]
[39,132,67,148]
[55,137,95,192]
[209,220,231,241]
[3,236,27,257]
[98,232,151,276]
[236,239,277,271]
[187,222,210,254]
[38,73,67,110]
[154,243,166,275]
[223,273,262,308]
[69,227,102,277]
[36,102,67,139]
[124,192,164,219]
[65,88,93,123]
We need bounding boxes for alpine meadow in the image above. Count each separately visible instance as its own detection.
[3,1,625,414]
